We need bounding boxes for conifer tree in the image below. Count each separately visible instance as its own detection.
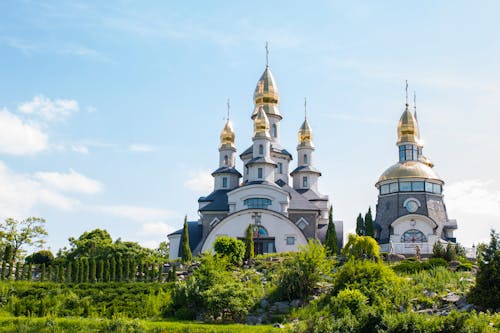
[28,263,33,281]
[83,258,89,283]
[356,213,365,236]
[244,224,254,261]
[117,256,123,282]
[23,263,29,281]
[66,261,72,282]
[129,259,135,282]
[47,264,53,281]
[41,263,46,281]
[325,206,338,256]
[110,257,116,282]
[98,259,104,282]
[15,262,21,281]
[180,216,192,262]
[105,259,111,282]
[364,207,375,238]
[123,258,129,282]
[90,258,97,283]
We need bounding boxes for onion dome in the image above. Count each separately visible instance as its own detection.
[253,106,270,138]
[397,104,421,146]
[298,118,314,148]
[252,66,282,119]
[219,119,235,149]
[419,155,434,168]
[377,161,441,184]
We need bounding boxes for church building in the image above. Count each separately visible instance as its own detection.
[168,54,343,258]
[374,88,457,255]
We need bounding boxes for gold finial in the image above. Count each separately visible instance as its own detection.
[413,91,418,120]
[253,106,270,138]
[220,99,235,149]
[304,97,307,119]
[226,98,231,120]
[265,42,269,67]
[405,80,409,107]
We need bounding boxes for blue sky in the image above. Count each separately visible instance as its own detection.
[0,1,499,251]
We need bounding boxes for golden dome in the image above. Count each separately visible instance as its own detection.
[298,118,314,148]
[220,119,235,149]
[397,105,421,145]
[253,106,270,138]
[419,155,434,168]
[377,160,441,184]
[253,67,282,118]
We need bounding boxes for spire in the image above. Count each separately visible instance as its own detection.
[298,98,314,148]
[265,41,269,68]
[253,106,270,138]
[413,91,418,121]
[220,100,235,149]
[397,81,420,145]
[252,43,281,119]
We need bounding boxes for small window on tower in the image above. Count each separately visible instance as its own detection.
[258,168,263,179]
[271,124,277,138]
[278,162,283,174]
[245,166,249,175]
[302,176,308,188]
[222,177,228,188]
[303,154,308,164]
[224,155,228,165]
[259,144,264,155]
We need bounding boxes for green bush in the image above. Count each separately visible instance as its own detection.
[213,236,246,266]
[341,234,380,261]
[277,240,331,300]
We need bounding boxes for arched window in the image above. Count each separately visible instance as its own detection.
[271,124,277,138]
[257,167,263,179]
[244,198,272,209]
[259,144,264,155]
[222,177,228,188]
[303,154,308,164]
[223,155,228,165]
[401,229,427,243]
[302,176,308,188]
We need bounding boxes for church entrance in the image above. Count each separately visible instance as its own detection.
[251,225,275,255]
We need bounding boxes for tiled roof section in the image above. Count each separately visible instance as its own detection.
[276,179,318,211]
[295,188,329,200]
[245,156,276,166]
[167,221,203,257]
[240,145,293,158]
[211,166,242,177]
[317,220,344,248]
[290,165,322,176]
[198,189,231,211]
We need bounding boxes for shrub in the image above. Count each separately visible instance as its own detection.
[277,240,331,300]
[24,250,54,266]
[213,236,246,266]
[432,241,446,259]
[341,234,380,261]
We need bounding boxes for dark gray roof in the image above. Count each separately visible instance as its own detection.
[211,166,242,177]
[245,156,276,166]
[290,165,322,176]
[276,179,319,211]
[198,189,231,211]
[295,188,329,200]
[317,220,344,249]
[167,221,203,257]
[240,145,293,158]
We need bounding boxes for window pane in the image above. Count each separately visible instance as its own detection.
[258,168,263,179]
[389,182,398,193]
[381,184,389,194]
[244,198,272,209]
[400,182,411,191]
[425,182,433,192]
[412,181,425,191]
[433,184,441,194]
[222,177,227,188]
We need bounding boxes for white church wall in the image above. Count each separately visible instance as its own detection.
[200,210,308,253]
[227,184,289,214]
[168,234,181,259]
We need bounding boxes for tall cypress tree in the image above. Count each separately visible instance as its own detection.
[244,224,254,261]
[66,261,72,283]
[15,262,21,281]
[98,259,104,282]
[105,259,111,282]
[123,258,129,282]
[110,257,116,282]
[364,207,375,238]
[117,256,123,282]
[325,206,338,256]
[41,263,46,281]
[90,258,97,283]
[356,213,365,236]
[180,216,192,262]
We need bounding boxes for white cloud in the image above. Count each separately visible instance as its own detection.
[0,161,79,218]
[18,95,79,122]
[141,222,176,236]
[184,169,213,193]
[445,179,500,217]
[71,144,89,154]
[97,205,177,222]
[139,240,160,249]
[34,169,102,194]
[0,109,48,155]
[129,143,155,152]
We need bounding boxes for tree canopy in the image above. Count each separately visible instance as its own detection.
[0,217,48,261]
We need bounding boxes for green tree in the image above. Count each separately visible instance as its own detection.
[364,207,375,238]
[213,236,246,266]
[342,234,380,261]
[41,263,46,281]
[98,259,104,282]
[278,240,331,300]
[324,206,338,256]
[90,258,97,283]
[104,259,111,282]
[0,217,48,261]
[356,213,365,236]
[432,241,446,259]
[243,224,254,261]
[15,262,21,280]
[117,256,123,281]
[180,216,192,263]
[25,250,54,266]
[66,261,72,282]
[469,229,500,310]
[445,242,457,262]
[2,244,13,279]
[155,241,169,260]
[110,257,116,281]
